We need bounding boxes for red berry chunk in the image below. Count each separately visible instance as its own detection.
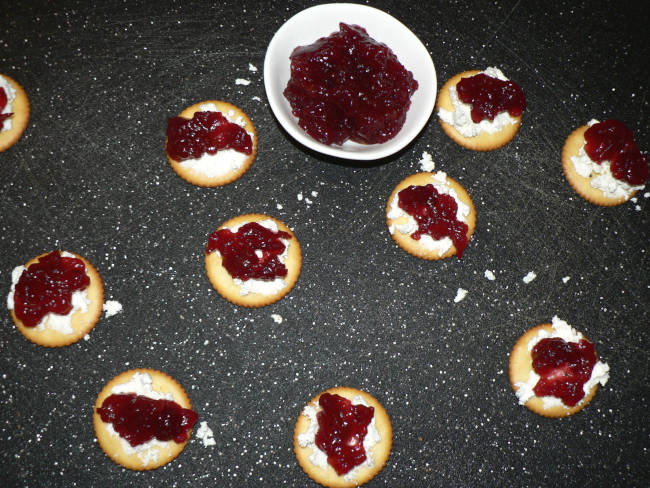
[456,73,526,123]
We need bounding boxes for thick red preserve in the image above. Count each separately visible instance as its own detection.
[315,393,374,475]
[13,251,90,328]
[456,73,526,123]
[584,119,648,186]
[397,184,469,258]
[284,23,418,146]
[97,393,198,447]
[166,110,252,161]
[531,337,598,407]
[0,87,13,126]
[206,222,291,280]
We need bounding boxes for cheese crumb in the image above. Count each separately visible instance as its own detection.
[271,314,283,324]
[454,288,468,303]
[196,421,216,447]
[523,271,537,284]
[235,78,251,85]
[248,63,258,72]
[419,151,435,172]
[103,300,123,317]
[484,270,496,281]
[562,276,571,284]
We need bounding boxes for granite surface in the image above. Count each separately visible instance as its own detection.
[1,1,648,487]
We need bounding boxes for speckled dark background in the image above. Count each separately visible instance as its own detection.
[1,1,648,487]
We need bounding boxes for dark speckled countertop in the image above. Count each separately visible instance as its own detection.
[1,1,648,487]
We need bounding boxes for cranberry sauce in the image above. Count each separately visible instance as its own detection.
[166,110,252,161]
[206,222,291,281]
[315,393,374,475]
[0,87,13,125]
[97,393,198,447]
[13,251,90,328]
[584,119,648,185]
[456,73,526,123]
[398,184,469,258]
[531,337,598,407]
[283,23,418,145]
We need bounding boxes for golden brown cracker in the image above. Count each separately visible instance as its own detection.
[509,323,600,418]
[0,74,30,152]
[166,100,257,187]
[205,214,301,307]
[436,70,522,151]
[386,172,476,260]
[10,251,104,347]
[294,386,392,488]
[93,368,194,471]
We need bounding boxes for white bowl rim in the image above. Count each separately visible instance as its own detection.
[264,3,436,161]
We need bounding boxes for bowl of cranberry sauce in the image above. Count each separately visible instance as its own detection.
[264,3,436,160]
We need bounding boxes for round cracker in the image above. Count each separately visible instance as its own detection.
[561,125,633,206]
[205,214,301,307]
[385,172,476,260]
[165,100,258,187]
[294,386,393,488]
[93,368,195,471]
[0,74,30,152]
[10,251,104,347]
[436,70,522,151]
[509,323,600,418]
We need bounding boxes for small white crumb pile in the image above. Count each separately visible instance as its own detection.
[102,300,123,317]
[454,288,468,303]
[196,421,216,447]
[484,270,496,281]
[419,151,435,172]
[522,271,537,284]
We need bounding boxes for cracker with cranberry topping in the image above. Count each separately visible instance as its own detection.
[165,100,258,187]
[93,368,197,471]
[562,122,647,206]
[8,251,104,347]
[0,74,30,152]
[436,70,524,151]
[205,213,302,307]
[386,172,476,260]
[509,322,609,418]
[294,386,393,488]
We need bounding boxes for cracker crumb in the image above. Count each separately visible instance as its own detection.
[235,78,251,85]
[454,288,468,303]
[484,270,496,281]
[523,271,537,284]
[271,314,283,324]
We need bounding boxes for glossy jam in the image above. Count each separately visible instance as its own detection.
[206,222,291,280]
[97,393,198,447]
[398,184,469,258]
[13,251,90,328]
[166,111,252,161]
[283,23,418,145]
[584,119,648,185]
[0,87,12,126]
[532,337,598,407]
[315,393,374,475]
[456,73,526,123]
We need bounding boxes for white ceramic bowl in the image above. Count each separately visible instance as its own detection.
[264,3,436,160]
